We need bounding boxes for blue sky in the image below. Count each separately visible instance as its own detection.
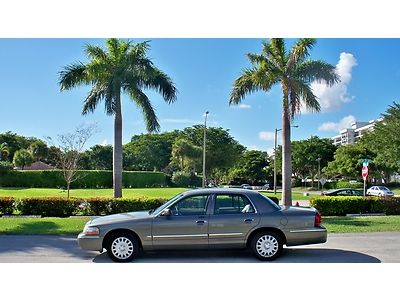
[1,38,400,153]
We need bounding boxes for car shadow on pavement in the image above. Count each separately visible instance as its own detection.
[92,248,381,263]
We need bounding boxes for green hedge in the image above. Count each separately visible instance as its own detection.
[310,196,400,216]
[0,197,14,214]
[0,170,167,188]
[0,196,167,217]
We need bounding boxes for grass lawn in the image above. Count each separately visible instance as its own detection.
[1,215,400,235]
[0,217,92,235]
[261,191,312,201]
[0,187,188,199]
[322,216,400,233]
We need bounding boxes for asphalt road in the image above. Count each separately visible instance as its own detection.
[0,232,399,263]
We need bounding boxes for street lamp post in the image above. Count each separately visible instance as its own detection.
[273,125,298,194]
[202,111,209,188]
[316,157,321,191]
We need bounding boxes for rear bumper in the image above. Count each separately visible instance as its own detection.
[285,226,327,246]
[77,233,103,251]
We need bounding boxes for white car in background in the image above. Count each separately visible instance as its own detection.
[366,186,394,197]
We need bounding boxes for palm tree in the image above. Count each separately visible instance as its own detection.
[59,39,177,198]
[230,38,339,205]
[0,142,9,160]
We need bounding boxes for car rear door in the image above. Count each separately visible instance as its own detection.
[151,194,210,249]
[208,193,260,248]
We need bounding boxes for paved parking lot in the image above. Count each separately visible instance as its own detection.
[0,232,399,263]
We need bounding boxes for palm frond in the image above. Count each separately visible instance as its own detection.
[58,62,88,91]
[136,66,178,103]
[82,86,106,115]
[287,79,321,117]
[287,38,316,71]
[270,38,286,67]
[295,60,340,86]
[229,68,260,105]
[85,44,109,62]
[128,88,160,132]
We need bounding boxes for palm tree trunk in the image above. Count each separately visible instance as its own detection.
[281,85,292,206]
[113,91,123,198]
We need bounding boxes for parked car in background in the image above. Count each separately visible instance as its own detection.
[366,186,394,197]
[240,184,252,190]
[323,188,364,196]
[77,188,327,262]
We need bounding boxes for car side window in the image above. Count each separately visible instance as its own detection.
[169,195,209,216]
[214,194,255,215]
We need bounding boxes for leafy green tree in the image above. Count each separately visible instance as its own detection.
[59,38,177,198]
[180,125,245,179]
[362,102,400,181]
[323,143,375,180]
[291,136,337,186]
[230,38,339,205]
[228,150,269,184]
[0,142,9,161]
[80,145,113,170]
[29,140,49,162]
[13,149,34,170]
[170,138,202,172]
[0,131,38,162]
[123,132,179,171]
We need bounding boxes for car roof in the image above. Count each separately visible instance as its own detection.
[181,188,259,196]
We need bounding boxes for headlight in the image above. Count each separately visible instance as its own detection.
[83,226,100,235]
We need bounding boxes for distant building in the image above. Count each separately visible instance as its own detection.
[331,118,382,146]
[14,161,55,170]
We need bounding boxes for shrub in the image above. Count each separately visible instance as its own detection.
[0,170,167,188]
[0,197,15,214]
[14,197,80,217]
[171,171,202,187]
[309,196,400,216]
[0,161,13,171]
[335,181,364,189]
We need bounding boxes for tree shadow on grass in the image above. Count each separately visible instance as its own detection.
[323,218,387,227]
[92,248,380,263]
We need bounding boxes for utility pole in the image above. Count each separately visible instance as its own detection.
[202,111,209,188]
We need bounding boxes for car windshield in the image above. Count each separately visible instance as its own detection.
[150,193,185,215]
[378,186,390,191]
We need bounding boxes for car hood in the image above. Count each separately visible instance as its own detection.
[89,211,152,226]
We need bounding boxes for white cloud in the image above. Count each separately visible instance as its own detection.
[246,145,260,150]
[259,131,275,141]
[318,115,357,132]
[101,139,108,146]
[239,104,251,109]
[306,52,357,113]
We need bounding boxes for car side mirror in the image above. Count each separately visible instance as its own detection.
[160,208,171,217]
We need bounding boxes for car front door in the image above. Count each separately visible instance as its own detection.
[151,194,210,249]
[208,193,260,248]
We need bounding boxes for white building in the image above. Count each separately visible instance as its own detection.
[331,118,382,146]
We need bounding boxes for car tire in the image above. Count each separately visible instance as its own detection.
[250,231,283,261]
[106,232,140,262]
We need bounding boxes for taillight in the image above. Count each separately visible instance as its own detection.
[315,212,322,227]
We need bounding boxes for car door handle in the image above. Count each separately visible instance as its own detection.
[196,220,207,225]
[244,218,254,223]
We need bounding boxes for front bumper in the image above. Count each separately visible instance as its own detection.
[77,233,103,251]
[285,226,327,246]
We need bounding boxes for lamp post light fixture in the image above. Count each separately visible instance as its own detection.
[273,125,299,194]
[202,111,209,188]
